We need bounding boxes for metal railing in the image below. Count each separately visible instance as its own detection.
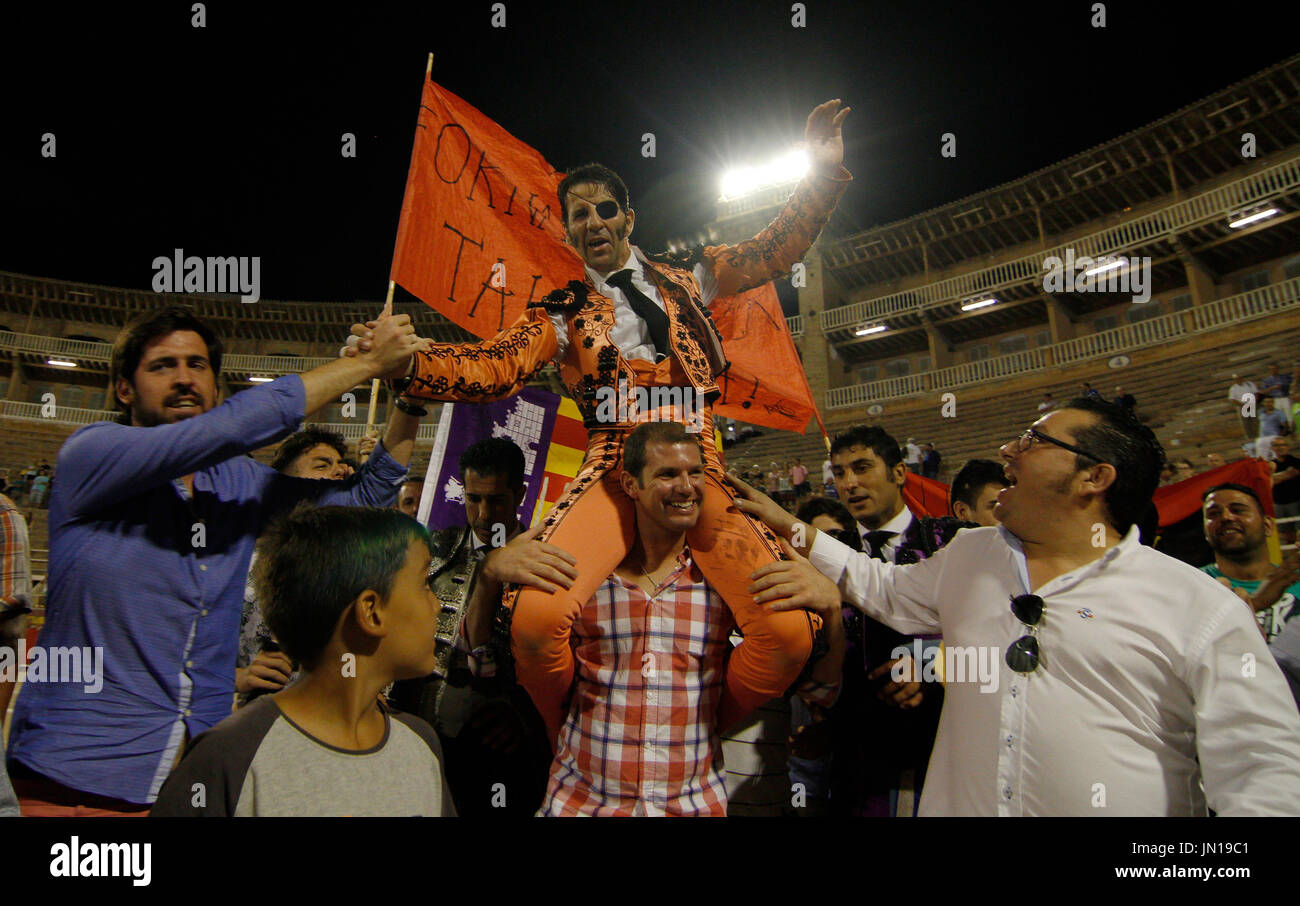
[224,354,333,373]
[8,321,810,365]
[826,278,1300,410]
[0,400,444,440]
[822,151,1300,332]
[0,331,339,375]
[1,401,116,425]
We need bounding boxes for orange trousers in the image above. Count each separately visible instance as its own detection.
[505,359,820,744]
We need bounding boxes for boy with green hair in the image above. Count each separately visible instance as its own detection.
[152,505,456,816]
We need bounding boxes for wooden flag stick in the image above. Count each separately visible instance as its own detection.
[365,280,397,432]
[366,54,433,435]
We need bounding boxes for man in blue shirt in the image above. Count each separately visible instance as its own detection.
[6,304,425,813]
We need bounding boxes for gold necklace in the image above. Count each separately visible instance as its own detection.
[641,561,665,591]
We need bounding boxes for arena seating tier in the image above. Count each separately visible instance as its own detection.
[721,317,1300,492]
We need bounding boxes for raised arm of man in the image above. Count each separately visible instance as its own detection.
[699,99,852,301]
[57,309,420,519]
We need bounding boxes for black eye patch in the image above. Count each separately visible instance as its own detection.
[595,200,619,219]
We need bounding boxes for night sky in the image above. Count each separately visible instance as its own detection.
[2,1,1294,304]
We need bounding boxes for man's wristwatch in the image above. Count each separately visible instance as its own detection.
[386,359,415,396]
[393,396,427,418]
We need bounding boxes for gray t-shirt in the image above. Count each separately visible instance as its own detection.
[0,765,19,816]
[151,696,456,817]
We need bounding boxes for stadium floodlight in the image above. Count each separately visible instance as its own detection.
[47,359,77,368]
[854,324,887,337]
[720,149,809,201]
[1228,206,1279,229]
[1082,257,1127,277]
[248,376,274,383]
[960,297,998,311]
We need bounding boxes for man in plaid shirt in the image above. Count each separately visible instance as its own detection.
[475,422,842,816]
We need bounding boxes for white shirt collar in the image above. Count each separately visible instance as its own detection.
[857,505,914,559]
[586,245,643,291]
[998,522,1140,594]
[469,524,523,558]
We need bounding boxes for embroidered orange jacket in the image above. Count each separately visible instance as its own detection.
[402,166,850,428]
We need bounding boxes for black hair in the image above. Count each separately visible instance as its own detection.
[1201,482,1265,517]
[795,496,863,552]
[252,504,432,671]
[109,305,224,419]
[949,459,1009,512]
[1136,500,1160,546]
[623,422,703,483]
[1061,396,1165,533]
[459,438,525,490]
[557,163,630,225]
[829,425,903,472]
[270,426,349,473]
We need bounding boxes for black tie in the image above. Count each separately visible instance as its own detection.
[606,268,671,361]
[864,530,896,562]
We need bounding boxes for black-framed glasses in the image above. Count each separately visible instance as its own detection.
[1013,428,1107,464]
[1005,593,1044,674]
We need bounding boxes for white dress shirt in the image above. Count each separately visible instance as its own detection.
[1229,381,1258,403]
[549,245,718,362]
[857,506,913,563]
[809,523,1300,816]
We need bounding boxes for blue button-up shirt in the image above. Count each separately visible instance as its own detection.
[7,376,408,804]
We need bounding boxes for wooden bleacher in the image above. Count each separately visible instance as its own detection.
[721,316,1300,491]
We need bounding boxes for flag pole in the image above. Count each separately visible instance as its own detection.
[364,280,397,432]
[366,53,433,435]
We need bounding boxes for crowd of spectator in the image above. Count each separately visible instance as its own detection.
[0,463,53,509]
[3,304,1299,819]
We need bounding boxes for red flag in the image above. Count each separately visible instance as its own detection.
[391,79,582,337]
[902,472,953,518]
[899,459,1274,528]
[1152,458,1273,526]
[711,282,821,434]
[533,396,589,522]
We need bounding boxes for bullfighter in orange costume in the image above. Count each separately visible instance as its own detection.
[356,100,851,741]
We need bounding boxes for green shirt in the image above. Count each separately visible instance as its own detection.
[1201,563,1300,643]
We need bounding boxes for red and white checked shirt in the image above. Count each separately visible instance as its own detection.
[1,493,31,607]
[539,548,837,817]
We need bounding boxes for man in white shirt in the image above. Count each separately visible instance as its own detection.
[737,396,1300,816]
[1229,373,1260,439]
[903,438,923,474]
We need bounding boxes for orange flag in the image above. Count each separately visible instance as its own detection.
[391,79,582,337]
[711,282,821,434]
[391,76,823,435]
